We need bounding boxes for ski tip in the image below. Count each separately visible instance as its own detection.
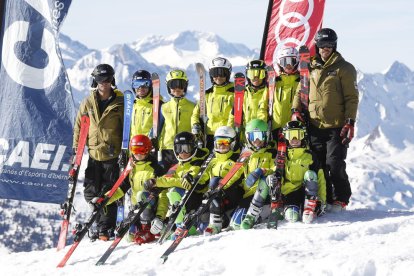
[234,72,245,78]
[95,261,105,266]
[151,72,159,79]
[159,256,168,264]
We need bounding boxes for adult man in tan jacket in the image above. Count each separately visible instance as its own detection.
[73,64,124,240]
[292,28,359,212]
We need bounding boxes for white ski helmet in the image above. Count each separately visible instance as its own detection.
[214,126,237,153]
[208,57,232,83]
[276,47,299,72]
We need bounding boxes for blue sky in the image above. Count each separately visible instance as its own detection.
[61,0,412,73]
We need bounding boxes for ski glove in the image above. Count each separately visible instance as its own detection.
[340,119,355,145]
[88,197,101,212]
[246,168,265,188]
[150,216,164,235]
[118,150,127,170]
[266,171,282,189]
[181,173,193,190]
[291,108,304,123]
[191,124,202,135]
[144,178,157,192]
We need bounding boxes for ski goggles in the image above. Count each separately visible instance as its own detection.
[174,143,194,154]
[209,67,229,78]
[316,41,336,49]
[284,129,305,141]
[247,131,267,142]
[214,137,232,146]
[279,57,298,68]
[130,144,149,155]
[246,69,266,80]
[168,79,187,90]
[132,79,152,89]
[95,75,113,84]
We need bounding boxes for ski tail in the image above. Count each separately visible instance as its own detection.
[233,73,245,135]
[195,63,208,147]
[96,193,156,265]
[57,115,90,251]
[266,65,276,140]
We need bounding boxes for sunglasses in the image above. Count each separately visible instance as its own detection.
[95,75,113,84]
[316,41,336,49]
[132,79,152,89]
[168,79,187,90]
[246,69,266,80]
[209,67,229,78]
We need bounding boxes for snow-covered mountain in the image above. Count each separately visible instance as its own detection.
[1,31,414,261]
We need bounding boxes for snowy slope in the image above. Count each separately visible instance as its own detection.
[1,32,414,272]
[3,210,414,275]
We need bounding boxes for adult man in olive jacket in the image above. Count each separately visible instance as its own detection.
[72,64,124,240]
[292,28,359,212]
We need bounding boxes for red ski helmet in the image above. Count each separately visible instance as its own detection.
[130,135,152,155]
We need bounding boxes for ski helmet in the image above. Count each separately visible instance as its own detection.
[166,69,189,98]
[245,119,268,151]
[208,57,232,84]
[214,126,237,153]
[314,28,338,51]
[130,135,153,155]
[131,70,152,92]
[276,47,299,73]
[173,131,197,162]
[91,64,115,87]
[246,60,267,88]
[282,121,307,148]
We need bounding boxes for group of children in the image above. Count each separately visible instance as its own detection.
[99,47,328,244]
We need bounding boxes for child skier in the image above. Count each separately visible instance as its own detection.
[228,119,277,230]
[195,126,244,235]
[106,134,166,244]
[271,47,300,141]
[241,121,327,229]
[159,70,196,171]
[144,131,210,237]
[191,57,234,150]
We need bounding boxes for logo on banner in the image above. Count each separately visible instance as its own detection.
[1,0,67,89]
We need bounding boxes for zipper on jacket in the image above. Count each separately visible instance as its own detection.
[220,97,224,113]
[290,88,293,103]
[279,86,283,102]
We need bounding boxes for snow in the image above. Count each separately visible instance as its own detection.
[2,210,414,275]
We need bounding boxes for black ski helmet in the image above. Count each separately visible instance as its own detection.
[314,28,338,52]
[173,131,197,162]
[91,64,115,88]
[282,121,308,148]
[245,60,267,88]
[131,70,153,95]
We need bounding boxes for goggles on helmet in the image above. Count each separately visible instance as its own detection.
[209,67,228,78]
[214,137,232,146]
[130,144,149,155]
[174,143,193,154]
[316,41,336,49]
[132,79,152,89]
[247,131,267,142]
[246,69,266,80]
[168,79,187,90]
[279,57,298,68]
[284,129,305,141]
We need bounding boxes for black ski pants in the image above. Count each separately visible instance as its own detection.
[308,124,352,204]
[84,157,119,232]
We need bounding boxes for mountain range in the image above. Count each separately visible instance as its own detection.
[0,30,413,253]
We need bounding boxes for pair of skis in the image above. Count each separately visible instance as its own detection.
[56,115,90,251]
[160,150,252,263]
[57,158,135,267]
